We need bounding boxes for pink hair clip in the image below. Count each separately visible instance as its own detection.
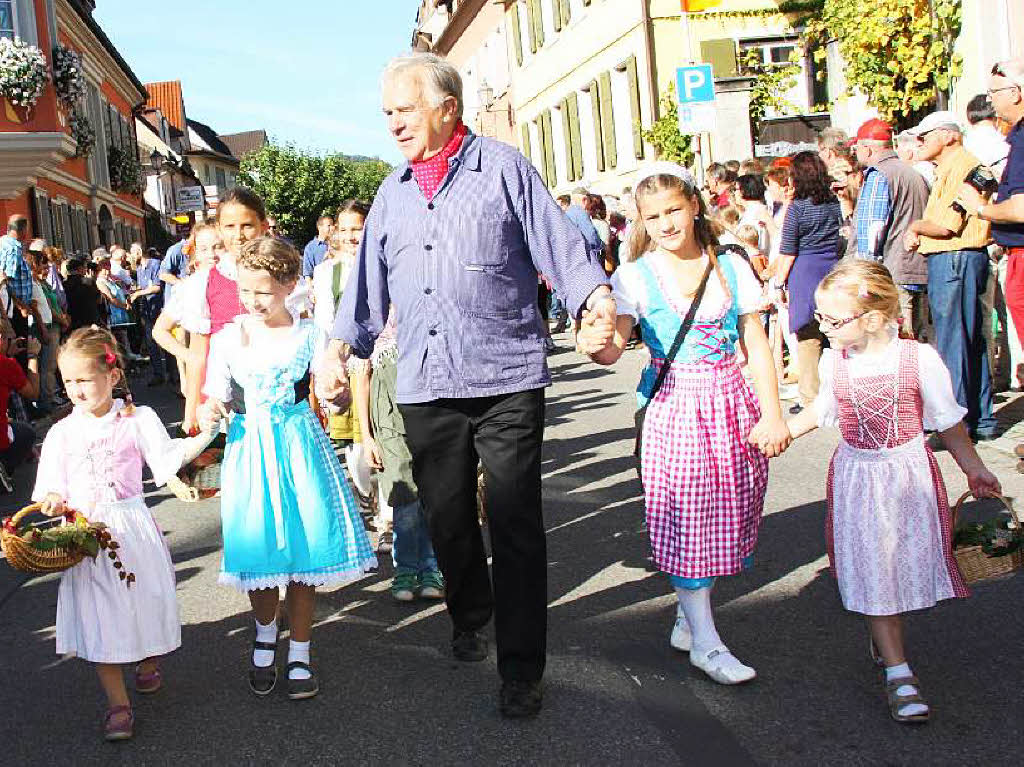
[857,283,869,299]
[103,345,116,366]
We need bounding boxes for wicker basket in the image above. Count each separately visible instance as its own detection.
[0,503,88,575]
[951,492,1024,584]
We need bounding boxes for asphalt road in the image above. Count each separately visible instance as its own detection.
[2,338,1023,766]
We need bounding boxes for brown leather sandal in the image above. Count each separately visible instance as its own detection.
[885,675,930,724]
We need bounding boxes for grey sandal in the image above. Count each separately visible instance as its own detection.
[286,661,319,700]
[885,675,930,724]
[249,639,278,697]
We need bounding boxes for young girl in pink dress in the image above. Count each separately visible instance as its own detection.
[787,260,1001,723]
[33,328,216,741]
[580,162,790,685]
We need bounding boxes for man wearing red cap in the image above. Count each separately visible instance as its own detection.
[851,118,931,338]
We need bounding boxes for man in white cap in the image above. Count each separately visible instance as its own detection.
[904,111,998,441]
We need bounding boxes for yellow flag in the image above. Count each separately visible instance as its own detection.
[682,0,723,11]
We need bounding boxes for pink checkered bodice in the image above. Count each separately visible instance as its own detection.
[833,339,923,450]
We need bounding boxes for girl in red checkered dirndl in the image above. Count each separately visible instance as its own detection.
[581,163,790,686]
[786,260,1001,724]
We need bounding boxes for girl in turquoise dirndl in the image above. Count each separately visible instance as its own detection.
[199,236,375,701]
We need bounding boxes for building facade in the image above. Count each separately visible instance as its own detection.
[1,0,147,253]
[415,1,858,195]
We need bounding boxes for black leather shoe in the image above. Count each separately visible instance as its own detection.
[249,638,278,697]
[286,661,319,700]
[451,630,488,662]
[499,679,543,718]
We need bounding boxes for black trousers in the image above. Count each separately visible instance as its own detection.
[400,388,546,682]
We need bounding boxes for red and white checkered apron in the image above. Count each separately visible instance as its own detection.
[641,356,768,579]
[825,340,968,614]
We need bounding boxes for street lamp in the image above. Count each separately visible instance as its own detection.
[149,148,164,172]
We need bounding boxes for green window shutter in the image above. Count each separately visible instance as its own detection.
[599,71,617,170]
[625,55,643,159]
[525,0,537,53]
[558,0,571,28]
[521,123,532,163]
[530,0,545,49]
[568,92,583,181]
[700,38,738,78]
[511,4,524,66]
[541,110,557,188]
[590,82,605,172]
[560,99,573,182]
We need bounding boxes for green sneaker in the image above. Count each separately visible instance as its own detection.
[391,572,417,602]
[417,569,445,600]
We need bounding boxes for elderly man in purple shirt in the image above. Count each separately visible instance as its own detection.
[326,52,613,718]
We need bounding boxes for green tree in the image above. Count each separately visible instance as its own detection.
[237,143,391,245]
[740,48,802,144]
[640,84,695,168]
[803,0,962,130]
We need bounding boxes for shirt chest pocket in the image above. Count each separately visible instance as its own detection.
[455,213,518,271]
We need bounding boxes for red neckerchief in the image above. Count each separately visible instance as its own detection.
[410,122,468,200]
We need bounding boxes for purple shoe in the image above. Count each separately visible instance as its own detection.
[103,705,134,741]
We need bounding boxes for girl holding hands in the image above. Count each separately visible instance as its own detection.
[33,328,217,741]
[786,260,1000,723]
[579,162,789,685]
[198,237,375,701]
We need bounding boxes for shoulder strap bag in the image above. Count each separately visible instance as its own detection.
[634,261,714,469]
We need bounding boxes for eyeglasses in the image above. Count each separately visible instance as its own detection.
[987,85,1020,97]
[814,310,867,329]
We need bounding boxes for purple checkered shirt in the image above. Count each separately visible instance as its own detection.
[333,132,609,404]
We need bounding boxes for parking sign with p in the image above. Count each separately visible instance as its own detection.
[675,64,716,134]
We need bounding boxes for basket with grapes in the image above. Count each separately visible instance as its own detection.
[1,504,135,586]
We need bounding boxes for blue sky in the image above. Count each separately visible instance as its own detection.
[94,0,415,162]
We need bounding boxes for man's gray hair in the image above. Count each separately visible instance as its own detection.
[817,127,849,152]
[381,52,464,119]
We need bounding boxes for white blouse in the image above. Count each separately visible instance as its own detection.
[611,250,763,322]
[814,338,967,432]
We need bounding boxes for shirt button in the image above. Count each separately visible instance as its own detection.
[424,288,433,295]
[424,244,433,251]
[427,203,434,210]
[429,329,437,336]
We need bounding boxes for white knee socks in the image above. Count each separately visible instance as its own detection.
[674,586,722,653]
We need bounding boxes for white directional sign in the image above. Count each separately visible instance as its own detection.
[675,64,717,134]
[175,186,204,213]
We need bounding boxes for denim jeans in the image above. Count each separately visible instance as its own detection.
[927,248,997,435]
[548,290,567,322]
[392,499,437,575]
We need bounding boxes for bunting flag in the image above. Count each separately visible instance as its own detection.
[682,0,723,11]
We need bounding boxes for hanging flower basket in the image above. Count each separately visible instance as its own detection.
[108,145,143,195]
[52,43,85,109]
[0,37,49,110]
[69,108,95,157]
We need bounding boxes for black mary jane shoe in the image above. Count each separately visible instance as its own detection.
[249,639,278,697]
[286,661,320,700]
